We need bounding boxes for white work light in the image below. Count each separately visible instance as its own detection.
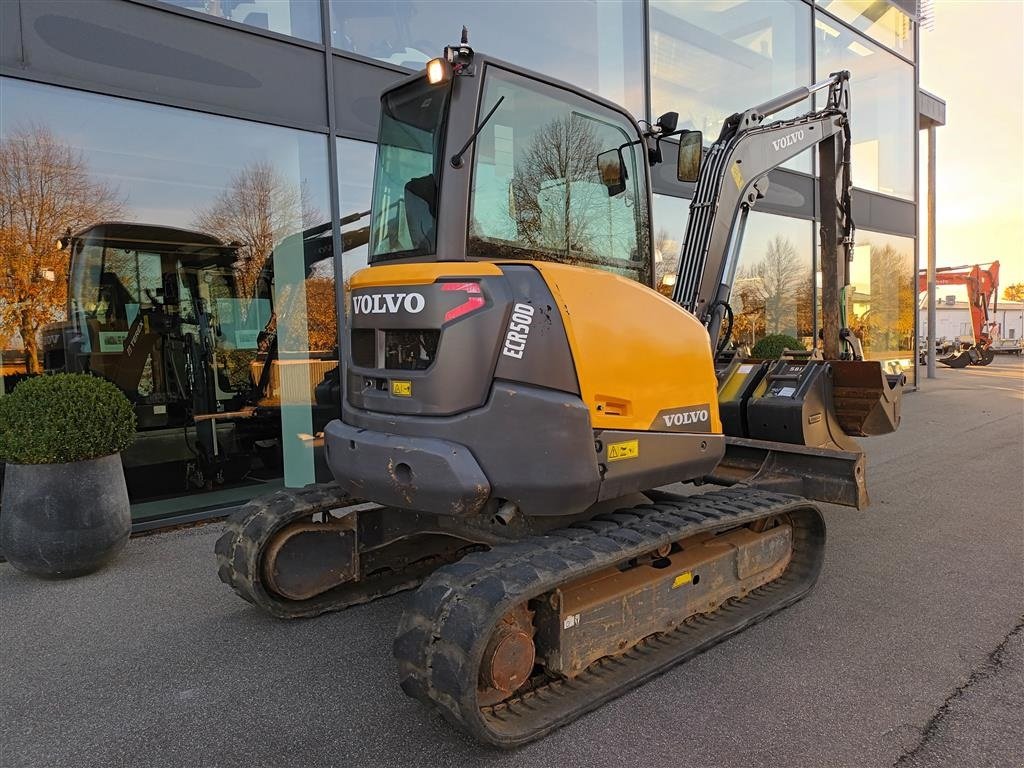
[426,57,451,85]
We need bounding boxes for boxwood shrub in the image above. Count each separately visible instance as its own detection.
[0,374,136,465]
[750,334,805,360]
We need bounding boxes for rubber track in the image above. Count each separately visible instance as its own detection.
[393,487,826,748]
[215,484,437,619]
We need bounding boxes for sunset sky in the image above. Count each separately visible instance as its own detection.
[918,0,1024,295]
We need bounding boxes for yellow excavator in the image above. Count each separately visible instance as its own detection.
[216,32,904,747]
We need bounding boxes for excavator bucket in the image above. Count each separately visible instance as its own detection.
[830,360,905,437]
[708,357,902,510]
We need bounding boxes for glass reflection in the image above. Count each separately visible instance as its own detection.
[815,16,914,199]
[159,0,322,42]
[0,77,332,518]
[336,139,376,288]
[731,213,815,349]
[847,230,916,378]
[817,0,915,57]
[649,0,812,172]
[468,69,649,282]
[329,0,646,116]
[652,194,690,297]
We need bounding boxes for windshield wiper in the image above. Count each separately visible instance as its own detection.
[449,96,505,169]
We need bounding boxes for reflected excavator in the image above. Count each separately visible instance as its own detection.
[39,216,370,498]
[216,35,904,747]
[918,261,1001,368]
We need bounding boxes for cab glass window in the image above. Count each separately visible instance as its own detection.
[369,80,450,261]
[469,68,650,284]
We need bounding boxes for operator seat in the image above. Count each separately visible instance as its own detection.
[404,174,437,251]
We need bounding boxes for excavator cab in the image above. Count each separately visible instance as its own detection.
[329,50,730,520]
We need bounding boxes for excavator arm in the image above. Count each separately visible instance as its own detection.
[656,72,904,502]
[670,72,856,359]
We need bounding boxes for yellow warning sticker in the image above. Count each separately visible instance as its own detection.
[607,439,639,462]
[731,162,744,190]
[391,380,412,397]
[672,571,693,589]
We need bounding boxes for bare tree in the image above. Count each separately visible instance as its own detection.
[0,124,123,373]
[730,271,767,346]
[795,275,815,340]
[193,161,321,298]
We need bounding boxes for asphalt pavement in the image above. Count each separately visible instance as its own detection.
[2,356,1022,768]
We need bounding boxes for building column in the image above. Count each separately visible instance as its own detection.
[926,124,937,378]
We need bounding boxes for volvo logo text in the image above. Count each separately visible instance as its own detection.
[771,130,804,151]
[662,408,709,428]
[352,292,426,315]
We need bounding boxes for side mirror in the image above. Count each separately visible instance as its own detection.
[656,111,679,134]
[676,130,703,183]
[597,149,628,197]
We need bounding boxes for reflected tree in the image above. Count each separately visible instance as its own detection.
[194,161,321,298]
[300,277,338,352]
[509,114,610,259]
[194,161,336,377]
[731,275,766,347]
[756,235,802,334]
[0,125,123,373]
[864,242,914,355]
[733,235,808,344]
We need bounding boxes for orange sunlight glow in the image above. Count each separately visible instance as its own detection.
[918,0,1024,300]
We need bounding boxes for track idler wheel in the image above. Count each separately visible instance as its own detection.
[215,484,362,618]
[261,518,357,601]
[477,604,536,706]
[216,484,489,619]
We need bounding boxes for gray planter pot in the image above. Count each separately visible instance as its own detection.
[0,453,131,578]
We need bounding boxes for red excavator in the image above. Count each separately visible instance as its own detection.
[918,261,1000,367]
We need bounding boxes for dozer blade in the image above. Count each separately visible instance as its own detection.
[939,350,973,368]
[394,488,825,748]
[706,435,867,509]
[830,360,904,437]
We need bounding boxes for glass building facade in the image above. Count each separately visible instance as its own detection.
[0,0,920,525]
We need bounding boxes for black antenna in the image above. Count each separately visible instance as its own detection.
[461,26,469,45]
